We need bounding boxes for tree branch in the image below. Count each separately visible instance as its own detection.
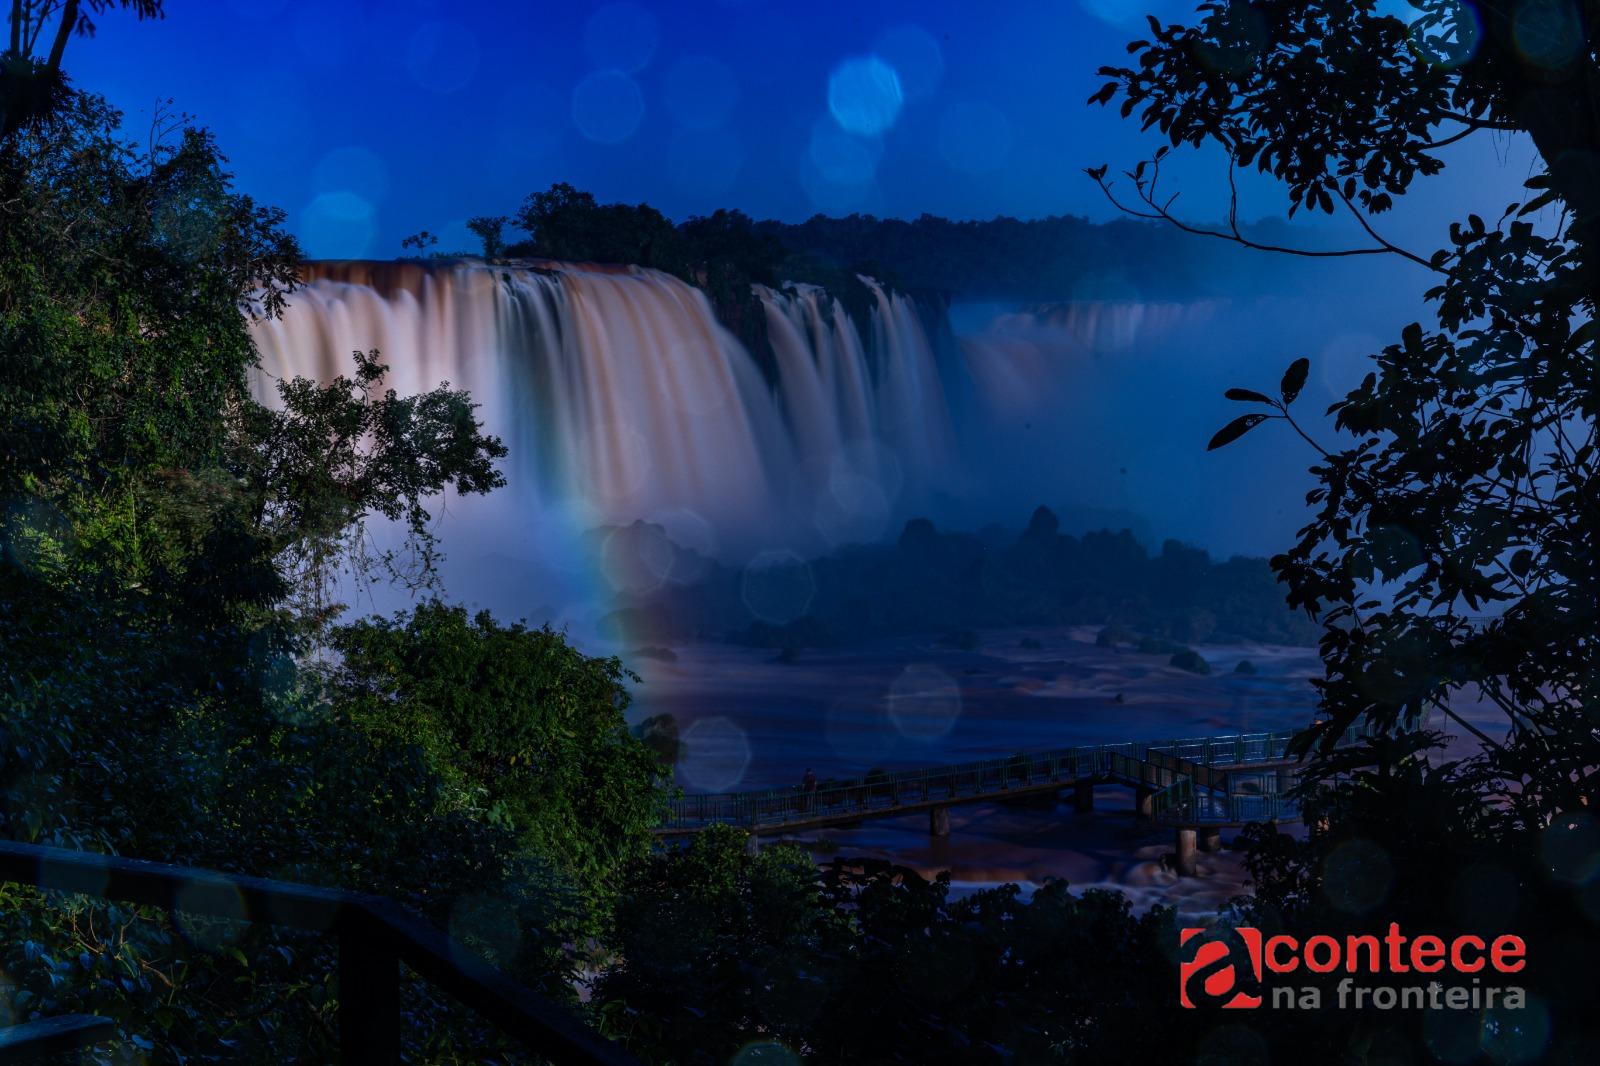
[43,0,75,72]
[1333,188,1443,272]
[1090,160,1431,264]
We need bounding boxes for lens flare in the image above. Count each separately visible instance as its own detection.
[888,664,963,740]
[679,716,753,792]
[572,70,646,145]
[827,56,903,136]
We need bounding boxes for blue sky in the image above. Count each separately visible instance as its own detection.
[69,0,1533,258]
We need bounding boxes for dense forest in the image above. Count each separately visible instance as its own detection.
[432,182,1327,319]
[418,180,1316,371]
[595,506,1322,652]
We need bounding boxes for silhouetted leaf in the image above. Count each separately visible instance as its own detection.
[1518,190,1559,217]
[1279,358,1309,405]
[1224,388,1274,404]
[1207,413,1270,451]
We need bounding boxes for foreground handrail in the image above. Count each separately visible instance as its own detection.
[0,841,638,1066]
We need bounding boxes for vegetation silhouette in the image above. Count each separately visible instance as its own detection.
[594,506,1320,649]
[1083,0,1600,1059]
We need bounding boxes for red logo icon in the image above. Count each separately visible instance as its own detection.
[1179,927,1263,1009]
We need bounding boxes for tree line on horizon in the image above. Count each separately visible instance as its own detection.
[595,505,1322,653]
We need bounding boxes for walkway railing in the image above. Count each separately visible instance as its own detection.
[1146,769,1304,825]
[665,725,1359,832]
[0,841,638,1066]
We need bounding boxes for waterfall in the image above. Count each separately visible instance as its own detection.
[250,261,959,576]
[250,261,1240,625]
[957,300,1221,416]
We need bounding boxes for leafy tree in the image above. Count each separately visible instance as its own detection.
[0,60,586,1064]
[399,228,439,256]
[511,182,684,270]
[2,1,163,136]
[328,601,668,929]
[229,349,506,632]
[1093,0,1596,795]
[1090,0,1600,1056]
[467,214,509,259]
[595,827,1183,1064]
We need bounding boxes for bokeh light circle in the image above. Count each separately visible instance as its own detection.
[584,3,660,73]
[1479,994,1552,1064]
[678,716,753,792]
[827,56,904,136]
[1514,0,1584,70]
[887,664,963,741]
[1319,837,1394,914]
[1408,0,1484,69]
[741,549,816,624]
[300,191,376,258]
[813,463,892,546]
[601,522,676,594]
[874,25,944,100]
[572,70,647,144]
[807,118,882,187]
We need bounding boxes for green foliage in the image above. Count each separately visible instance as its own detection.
[1,2,165,138]
[228,349,506,631]
[399,229,439,256]
[329,601,667,923]
[1096,0,1600,1057]
[1110,0,1599,796]
[466,214,509,259]
[511,182,683,270]
[631,713,683,765]
[0,85,603,1061]
[596,827,1182,1064]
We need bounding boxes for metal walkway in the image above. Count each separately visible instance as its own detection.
[661,725,1361,835]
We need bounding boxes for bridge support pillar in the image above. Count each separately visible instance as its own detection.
[1135,785,1155,819]
[1199,826,1223,853]
[744,833,761,857]
[929,806,951,838]
[1174,827,1199,877]
[1073,780,1094,814]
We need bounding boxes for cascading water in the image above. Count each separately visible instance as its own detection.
[956,300,1221,417]
[251,259,1275,629]
[249,261,967,622]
